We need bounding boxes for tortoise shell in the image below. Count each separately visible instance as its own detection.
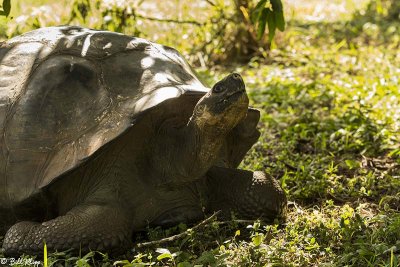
[0,26,209,205]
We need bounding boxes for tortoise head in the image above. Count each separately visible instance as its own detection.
[190,73,249,133]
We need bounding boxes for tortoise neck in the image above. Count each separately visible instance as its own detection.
[150,115,230,187]
[184,118,227,171]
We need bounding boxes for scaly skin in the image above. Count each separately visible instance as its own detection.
[206,167,287,222]
[3,204,132,256]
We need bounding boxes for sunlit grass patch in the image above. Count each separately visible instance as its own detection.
[285,0,369,22]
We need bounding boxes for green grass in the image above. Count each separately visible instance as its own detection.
[1,0,400,266]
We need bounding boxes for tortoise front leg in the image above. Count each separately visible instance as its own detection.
[2,203,132,256]
[206,166,287,222]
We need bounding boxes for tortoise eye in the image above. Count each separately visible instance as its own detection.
[213,84,223,93]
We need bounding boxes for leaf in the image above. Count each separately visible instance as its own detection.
[43,241,48,267]
[252,233,264,246]
[270,0,283,12]
[274,10,285,31]
[234,229,241,237]
[253,221,260,231]
[251,0,267,23]
[81,251,95,260]
[257,8,269,40]
[196,251,217,264]
[113,260,133,267]
[156,248,174,261]
[177,262,192,267]
[1,0,11,17]
[266,10,276,42]
[345,159,359,169]
[157,253,173,261]
[252,0,285,40]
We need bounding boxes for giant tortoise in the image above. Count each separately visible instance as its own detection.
[0,26,286,255]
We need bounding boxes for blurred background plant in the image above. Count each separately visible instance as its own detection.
[0,0,285,66]
[0,0,10,16]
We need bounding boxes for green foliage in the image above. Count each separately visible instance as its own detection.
[237,17,400,202]
[252,0,285,41]
[2,0,284,64]
[3,0,142,37]
[359,0,400,22]
[0,0,10,17]
[68,0,142,35]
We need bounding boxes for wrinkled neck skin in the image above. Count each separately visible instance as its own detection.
[185,118,228,174]
[149,123,217,187]
[152,108,244,187]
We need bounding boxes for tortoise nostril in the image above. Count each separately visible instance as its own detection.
[232,73,241,79]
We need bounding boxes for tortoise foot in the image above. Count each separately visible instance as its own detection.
[206,166,287,222]
[2,204,132,256]
[2,221,41,256]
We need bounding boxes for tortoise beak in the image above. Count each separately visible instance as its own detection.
[226,73,246,93]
